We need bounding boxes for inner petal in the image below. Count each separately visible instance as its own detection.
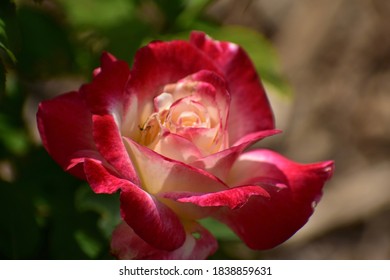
[166,98,211,131]
[154,92,174,112]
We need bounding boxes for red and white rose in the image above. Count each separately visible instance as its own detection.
[37,32,334,259]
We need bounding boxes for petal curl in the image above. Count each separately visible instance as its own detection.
[162,185,271,210]
[84,158,123,194]
[191,129,281,181]
[217,149,334,250]
[111,222,217,260]
[83,158,186,251]
[190,31,274,143]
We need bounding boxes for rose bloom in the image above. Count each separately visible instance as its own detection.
[37,32,334,259]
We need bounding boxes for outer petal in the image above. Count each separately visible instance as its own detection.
[92,114,139,184]
[111,222,217,260]
[36,91,97,179]
[36,52,131,180]
[162,185,272,210]
[82,52,130,116]
[83,158,186,251]
[218,149,334,250]
[190,31,274,143]
[84,158,123,194]
[120,188,185,251]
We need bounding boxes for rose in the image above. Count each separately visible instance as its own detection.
[37,31,334,259]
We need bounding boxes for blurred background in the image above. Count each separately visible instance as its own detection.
[1,0,389,259]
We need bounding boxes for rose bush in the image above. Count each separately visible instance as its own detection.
[37,31,334,259]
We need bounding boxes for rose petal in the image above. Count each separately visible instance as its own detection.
[111,222,217,260]
[160,70,231,155]
[127,40,221,124]
[123,138,228,195]
[36,91,97,179]
[191,129,281,181]
[218,149,335,249]
[190,31,274,143]
[175,126,221,156]
[92,114,139,183]
[92,52,117,77]
[120,188,186,251]
[162,185,272,210]
[178,70,230,128]
[84,158,126,194]
[153,132,203,163]
[83,158,186,251]
[82,52,130,116]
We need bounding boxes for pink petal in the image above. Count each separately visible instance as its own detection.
[180,70,230,124]
[124,138,228,220]
[111,222,217,260]
[160,70,231,155]
[123,138,228,195]
[153,132,203,163]
[81,52,131,115]
[191,129,281,181]
[36,91,97,179]
[190,31,274,143]
[162,185,271,210]
[83,158,186,251]
[218,149,335,250]
[174,126,221,156]
[92,114,139,183]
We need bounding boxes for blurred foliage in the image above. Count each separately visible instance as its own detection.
[0,0,17,95]
[0,0,289,259]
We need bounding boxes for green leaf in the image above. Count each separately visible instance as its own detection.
[74,230,102,259]
[0,41,16,65]
[200,217,240,242]
[0,0,17,66]
[0,58,5,95]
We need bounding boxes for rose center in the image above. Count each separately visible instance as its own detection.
[166,99,210,132]
[139,93,211,147]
